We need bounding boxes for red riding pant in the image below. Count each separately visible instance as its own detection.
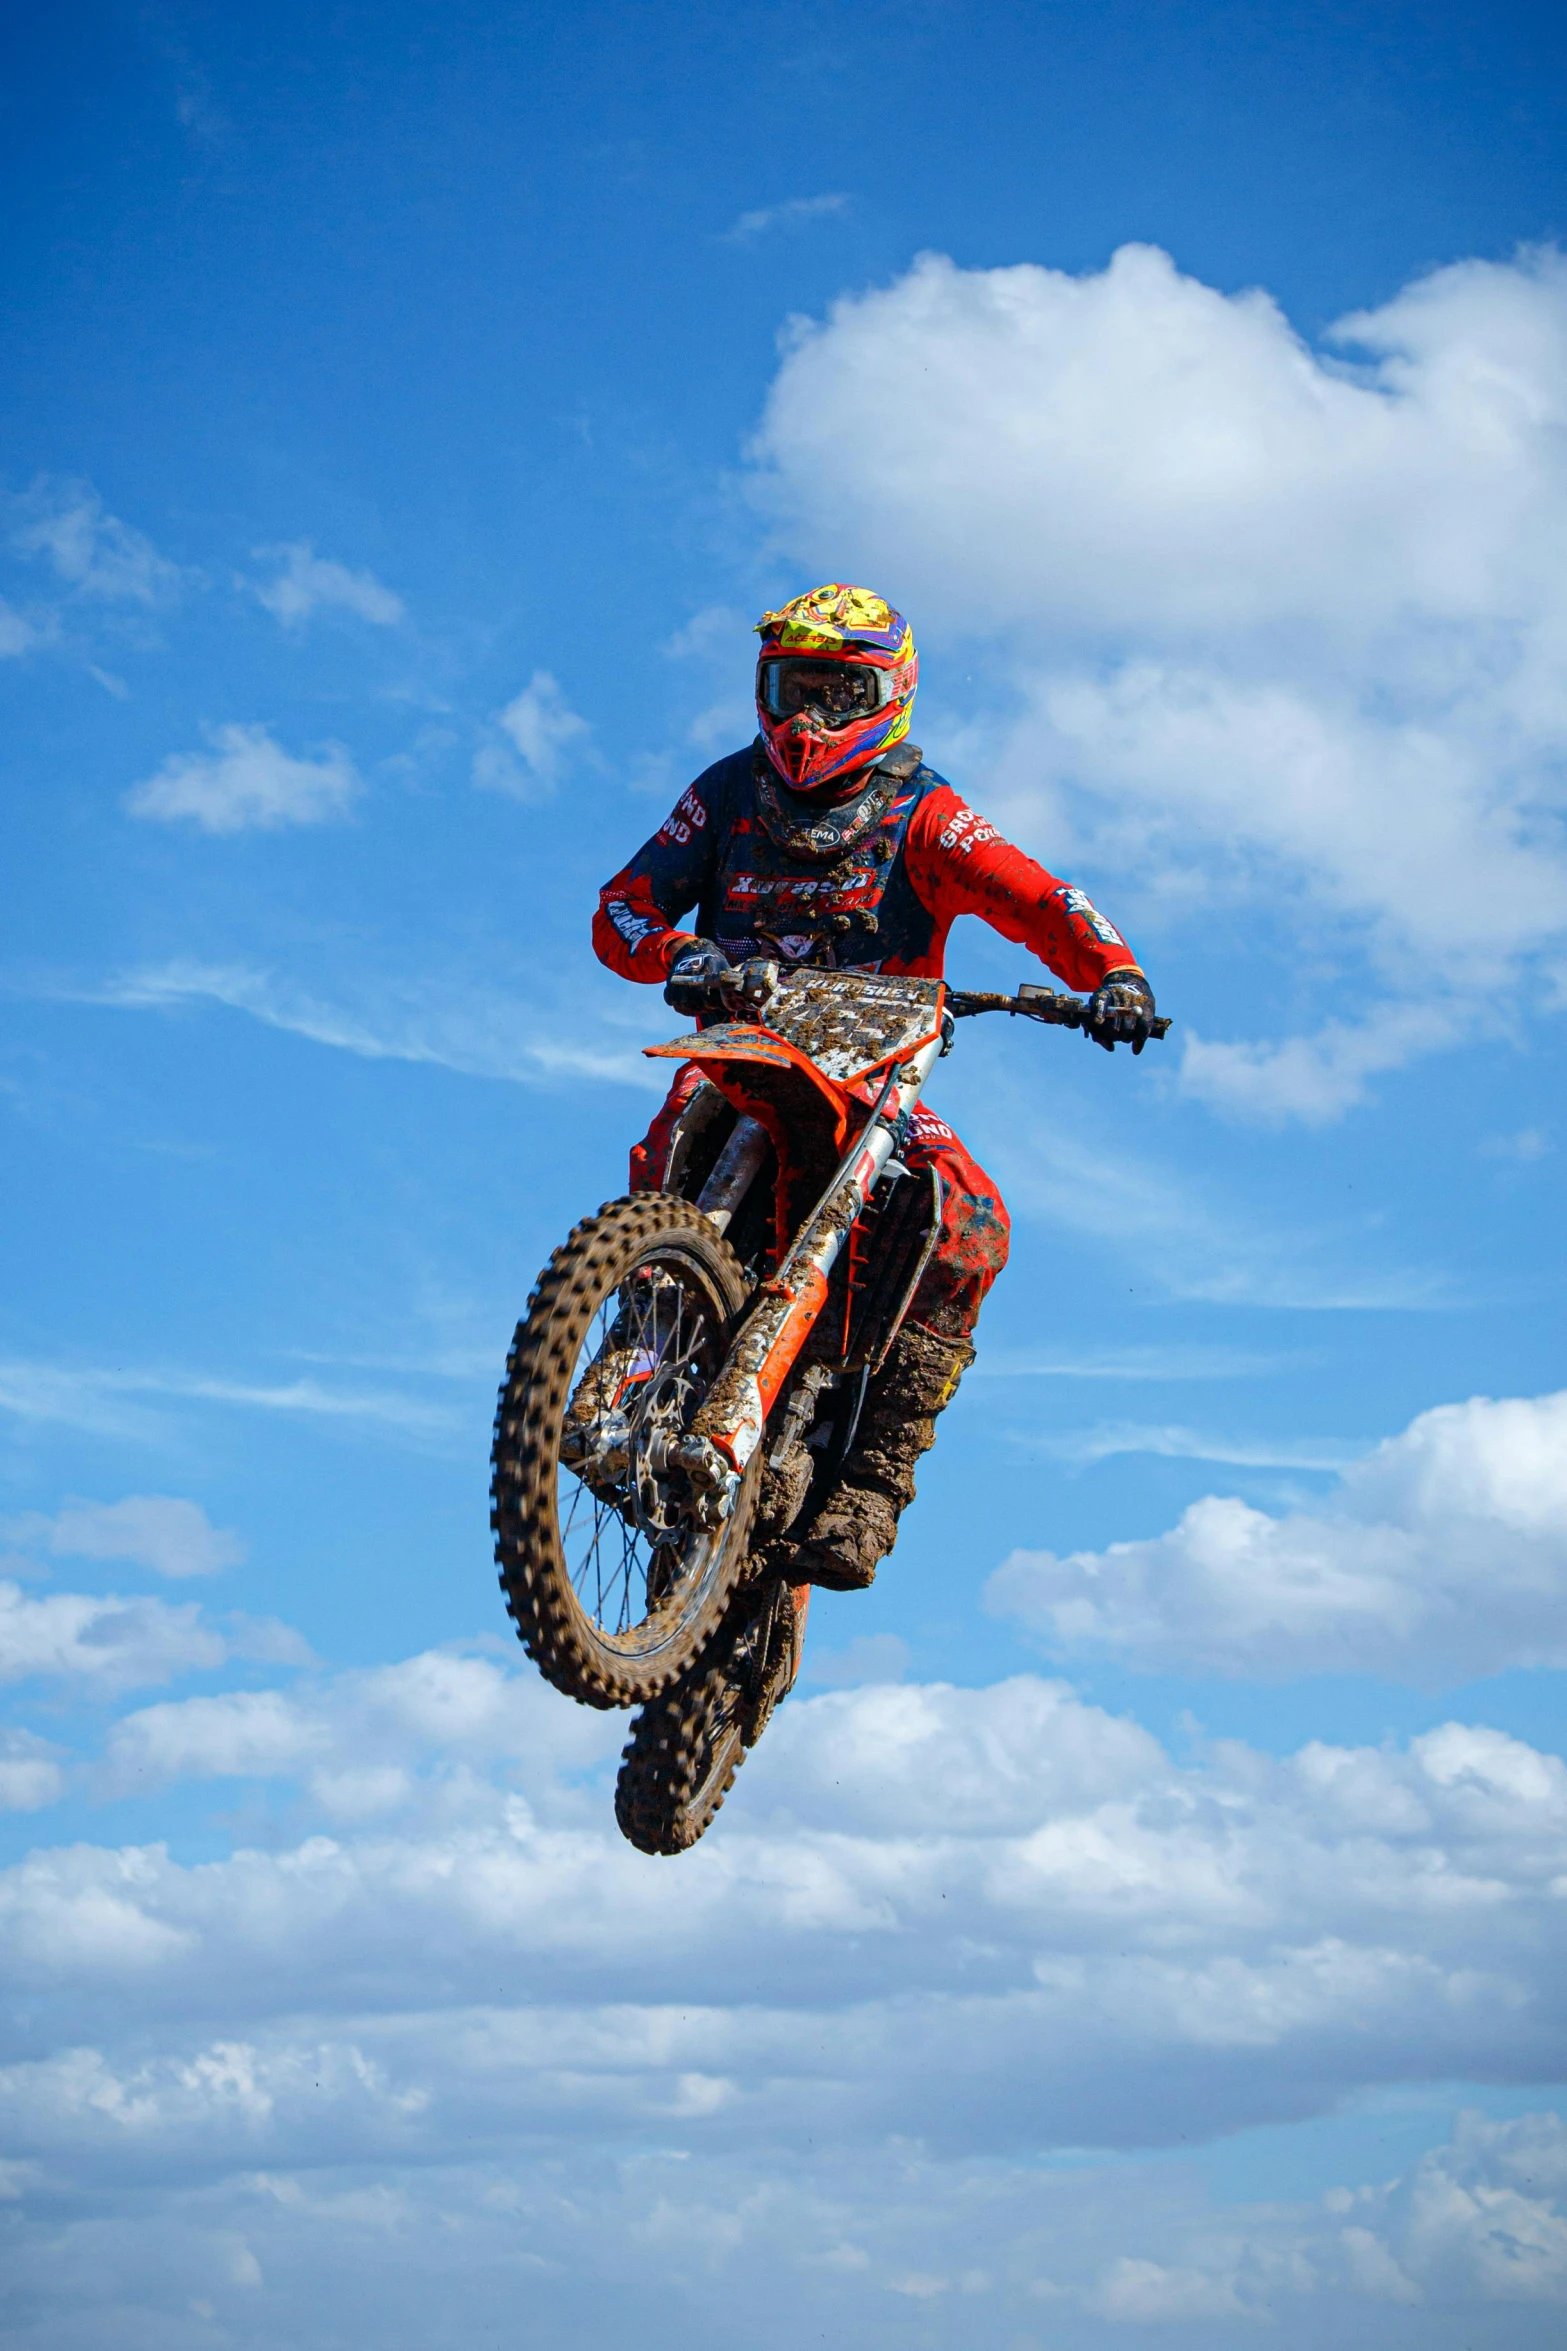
[629,1065,1010,1342]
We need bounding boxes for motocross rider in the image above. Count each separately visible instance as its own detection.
[594,584,1154,1592]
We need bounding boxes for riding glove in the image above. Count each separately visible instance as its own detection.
[663,942,736,1016]
[1086,969,1157,1053]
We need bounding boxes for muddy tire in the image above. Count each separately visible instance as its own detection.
[491,1195,758,1710]
[615,1580,803,1855]
[614,1647,749,1854]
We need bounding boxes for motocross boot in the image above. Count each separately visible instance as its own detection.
[791,1323,975,1591]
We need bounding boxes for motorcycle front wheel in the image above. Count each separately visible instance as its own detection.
[491,1194,759,1710]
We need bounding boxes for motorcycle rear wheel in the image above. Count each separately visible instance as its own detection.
[615,1578,802,1854]
[491,1195,758,1710]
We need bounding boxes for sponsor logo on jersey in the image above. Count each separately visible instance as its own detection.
[1056,884,1125,947]
[607,899,660,947]
[937,802,999,857]
[655,784,710,847]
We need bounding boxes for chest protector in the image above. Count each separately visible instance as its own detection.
[699,741,940,974]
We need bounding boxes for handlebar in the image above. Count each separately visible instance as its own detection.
[946,982,1171,1044]
[672,959,1170,1049]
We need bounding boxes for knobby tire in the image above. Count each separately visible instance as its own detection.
[491,1194,758,1710]
[615,1579,801,1854]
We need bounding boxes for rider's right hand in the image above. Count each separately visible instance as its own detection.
[663,942,737,1017]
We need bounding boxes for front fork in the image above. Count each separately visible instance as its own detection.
[677,1034,943,1521]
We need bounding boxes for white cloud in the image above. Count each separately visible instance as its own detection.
[7,1660,1567,2123]
[0,1568,305,1694]
[473,671,591,801]
[1481,1126,1553,1162]
[972,1343,1302,1381]
[0,2104,1555,2347]
[253,541,406,628]
[0,596,50,657]
[9,1495,244,1579]
[99,1649,610,1816]
[0,1348,460,1446]
[0,1581,225,1691]
[103,1689,324,1792]
[989,1386,1567,1680]
[977,1077,1438,1309]
[1018,1420,1361,1470]
[7,477,181,603]
[2,1654,1567,2338]
[0,1730,65,1812]
[70,957,658,1092]
[1086,2256,1247,2322]
[747,243,1567,1115]
[804,1632,910,1687]
[125,723,362,833]
[724,192,849,244]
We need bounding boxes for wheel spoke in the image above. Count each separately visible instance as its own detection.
[550,1246,731,1644]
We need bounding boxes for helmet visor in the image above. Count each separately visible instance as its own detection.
[759,657,885,727]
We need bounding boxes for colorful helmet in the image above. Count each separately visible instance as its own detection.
[754,584,918,793]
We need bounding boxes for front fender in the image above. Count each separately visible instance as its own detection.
[645,1025,856,1247]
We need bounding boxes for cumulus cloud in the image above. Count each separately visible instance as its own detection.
[472,671,590,800]
[253,541,406,628]
[0,1580,225,1691]
[8,1495,244,1579]
[0,1729,65,1812]
[0,2109,1561,2347]
[748,243,1567,1116]
[989,1386,1567,1680]
[125,722,362,833]
[100,1649,606,1809]
[8,1661,1567,2135]
[2,1652,1567,2341]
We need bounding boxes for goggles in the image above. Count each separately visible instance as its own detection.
[757,657,892,728]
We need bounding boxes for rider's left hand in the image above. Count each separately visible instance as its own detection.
[1086,969,1157,1054]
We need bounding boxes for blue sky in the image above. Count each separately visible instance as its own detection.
[3,1,1567,2342]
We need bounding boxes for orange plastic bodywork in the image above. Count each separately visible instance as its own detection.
[645,1027,860,1254]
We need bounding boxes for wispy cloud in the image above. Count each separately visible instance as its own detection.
[1180,1001,1468,1127]
[0,1355,457,1443]
[124,725,362,834]
[1012,1420,1363,1471]
[987,1097,1442,1311]
[972,1345,1304,1383]
[59,959,658,1092]
[1479,1126,1553,1163]
[252,542,406,629]
[6,477,182,605]
[473,672,591,802]
[722,192,849,244]
[0,598,54,660]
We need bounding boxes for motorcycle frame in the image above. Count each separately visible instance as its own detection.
[644,988,948,1517]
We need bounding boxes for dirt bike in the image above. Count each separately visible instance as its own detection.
[491,964,1169,1855]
